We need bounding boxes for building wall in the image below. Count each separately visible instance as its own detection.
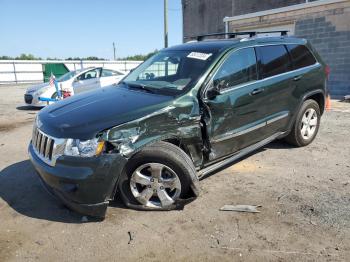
[231,0,306,16]
[295,13,350,97]
[182,0,307,39]
[227,0,350,97]
[182,0,350,97]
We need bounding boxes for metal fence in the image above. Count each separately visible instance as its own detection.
[0,60,143,84]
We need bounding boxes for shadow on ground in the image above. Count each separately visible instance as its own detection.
[264,140,295,150]
[200,140,293,180]
[16,106,42,111]
[0,160,94,223]
[0,141,293,222]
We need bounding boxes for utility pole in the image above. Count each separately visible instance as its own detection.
[113,42,116,60]
[164,0,168,48]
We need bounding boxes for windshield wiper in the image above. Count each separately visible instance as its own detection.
[122,81,156,94]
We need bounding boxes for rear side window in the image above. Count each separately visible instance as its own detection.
[257,45,291,79]
[101,69,123,77]
[287,44,316,70]
[213,47,257,89]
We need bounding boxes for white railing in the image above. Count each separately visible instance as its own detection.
[0,60,143,84]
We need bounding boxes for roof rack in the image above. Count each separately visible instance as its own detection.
[195,30,288,41]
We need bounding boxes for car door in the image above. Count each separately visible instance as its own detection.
[203,47,267,160]
[72,68,101,94]
[286,43,321,107]
[254,45,295,137]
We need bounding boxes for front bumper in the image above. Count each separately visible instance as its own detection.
[28,143,127,217]
[24,93,46,107]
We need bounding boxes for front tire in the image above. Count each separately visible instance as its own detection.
[118,141,195,210]
[285,99,321,147]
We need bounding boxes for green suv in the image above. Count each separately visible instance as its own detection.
[29,32,328,217]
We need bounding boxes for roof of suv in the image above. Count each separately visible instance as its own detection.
[166,36,307,54]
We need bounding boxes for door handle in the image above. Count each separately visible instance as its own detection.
[293,75,303,81]
[250,88,264,96]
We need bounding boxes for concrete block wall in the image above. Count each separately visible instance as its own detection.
[182,0,350,97]
[0,60,142,84]
[226,1,350,97]
[182,0,307,39]
[295,14,350,97]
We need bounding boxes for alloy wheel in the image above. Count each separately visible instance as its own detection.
[130,163,182,208]
[300,108,318,140]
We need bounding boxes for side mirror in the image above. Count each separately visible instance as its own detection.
[206,81,221,100]
[207,80,225,99]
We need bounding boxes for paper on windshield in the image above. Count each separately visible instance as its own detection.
[187,52,212,61]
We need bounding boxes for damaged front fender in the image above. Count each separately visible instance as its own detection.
[103,93,204,209]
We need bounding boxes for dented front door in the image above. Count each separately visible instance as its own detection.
[203,47,266,160]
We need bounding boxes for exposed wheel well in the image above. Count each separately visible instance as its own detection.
[307,93,325,115]
[163,138,190,156]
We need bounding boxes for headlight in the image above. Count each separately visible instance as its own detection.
[64,138,105,157]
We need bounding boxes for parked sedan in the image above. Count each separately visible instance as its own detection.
[24,67,125,107]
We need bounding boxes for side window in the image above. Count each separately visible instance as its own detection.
[213,48,257,90]
[77,69,99,81]
[101,69,122,77]
[287,44,316,70]
[258,45,292,79]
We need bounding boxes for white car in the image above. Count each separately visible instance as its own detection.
[24,67,125,107]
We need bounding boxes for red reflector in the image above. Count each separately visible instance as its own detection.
[325,65,330,79]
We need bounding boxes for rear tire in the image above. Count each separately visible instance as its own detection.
[118,141,195,210]
[285,99,321,147]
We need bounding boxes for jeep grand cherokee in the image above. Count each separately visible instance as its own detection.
[29,32,328,218]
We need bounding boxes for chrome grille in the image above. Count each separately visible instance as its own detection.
[32,127,54,160]
[31,125,65,166]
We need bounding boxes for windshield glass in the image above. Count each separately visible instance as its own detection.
[122,50,216,95]
[56,70,78,82]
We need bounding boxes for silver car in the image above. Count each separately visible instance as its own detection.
[24,67,125,107]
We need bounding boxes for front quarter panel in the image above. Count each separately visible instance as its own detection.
[104,91,204,167]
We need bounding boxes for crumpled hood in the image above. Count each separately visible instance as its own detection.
[38,85,174,139]
[26,83,49,93]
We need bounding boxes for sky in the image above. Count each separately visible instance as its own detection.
[0,0,183,59]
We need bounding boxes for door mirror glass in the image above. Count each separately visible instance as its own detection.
[206,81,221,100]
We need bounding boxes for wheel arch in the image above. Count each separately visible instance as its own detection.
[283,89,325,138]
[302,89,325,115]
[114,140,200,210]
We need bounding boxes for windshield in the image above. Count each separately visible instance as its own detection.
[56,70,78,82]
[122,50,216,95]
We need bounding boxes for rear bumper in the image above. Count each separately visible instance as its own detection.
[28,143,127,217]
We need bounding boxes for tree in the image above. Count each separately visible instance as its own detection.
[0,55,13,60]
[120,49,158,61]
[15,53,41,60]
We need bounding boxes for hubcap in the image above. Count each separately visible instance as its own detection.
[300,108,318,140]
[130,163,181,208]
